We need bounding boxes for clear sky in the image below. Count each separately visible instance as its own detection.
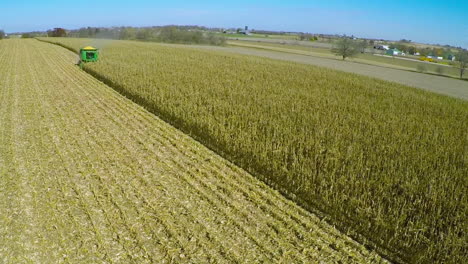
[1,0,467,47]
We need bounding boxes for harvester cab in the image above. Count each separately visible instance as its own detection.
[79,46,99,63]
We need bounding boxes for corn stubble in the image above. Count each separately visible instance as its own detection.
[39,38,467,263]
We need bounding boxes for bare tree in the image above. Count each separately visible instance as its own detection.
[357,40,368,53]
[332,37,359,60]
[0,30,5,39]
[456,51,468,79]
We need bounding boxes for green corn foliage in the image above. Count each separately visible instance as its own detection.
[40,37,468,264]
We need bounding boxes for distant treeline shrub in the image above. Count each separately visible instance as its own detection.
[21,33,34,38]
[48,28,67,37]
[65,26,226,46]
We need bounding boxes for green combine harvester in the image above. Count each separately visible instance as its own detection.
[79,46,99,63]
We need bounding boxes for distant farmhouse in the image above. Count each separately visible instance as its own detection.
[386,48,405,56]
[426,55,444,60]
[374,45,390,50]
[239,26,251,35]
[223,26,251,35]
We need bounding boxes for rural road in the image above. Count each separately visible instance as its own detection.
[196,45,468,100]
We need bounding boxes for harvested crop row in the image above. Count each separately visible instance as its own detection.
[0,39,386,263]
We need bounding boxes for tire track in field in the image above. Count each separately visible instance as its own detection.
[0,39,388,263]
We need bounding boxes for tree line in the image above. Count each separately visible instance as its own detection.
[388,42,456,58]
[45,26,226,46]
[12,26,226,46]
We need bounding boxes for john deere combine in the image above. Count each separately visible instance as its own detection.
[79,46,99,63]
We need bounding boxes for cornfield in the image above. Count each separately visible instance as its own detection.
[39,38,468,263]
[0,38,391,263]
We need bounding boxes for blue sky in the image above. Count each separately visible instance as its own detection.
[1,0,467,47]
